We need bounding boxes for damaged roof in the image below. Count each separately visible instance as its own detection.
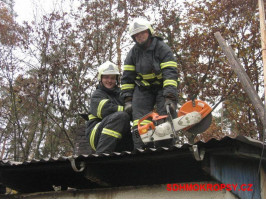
[0,135,265,195]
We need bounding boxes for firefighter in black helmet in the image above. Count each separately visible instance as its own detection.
[85,61,133,154]
[121,18,178,149]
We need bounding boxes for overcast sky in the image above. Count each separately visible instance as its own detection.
[14,0,44,23]
[14,0,33,22]
[14,0,73,24]
[13,0,190,24]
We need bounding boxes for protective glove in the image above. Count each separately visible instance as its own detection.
[124,101,132,115]
[124,97,133,116]
[164,98,177,118]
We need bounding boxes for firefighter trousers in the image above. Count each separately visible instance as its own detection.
[131,86,168,149]
[89,111,133,154]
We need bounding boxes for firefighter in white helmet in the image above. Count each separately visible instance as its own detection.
[85,61,133,154]
[121,18,179,149]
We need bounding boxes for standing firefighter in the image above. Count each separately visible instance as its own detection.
[121,18,178,149]
[86,61,133,154]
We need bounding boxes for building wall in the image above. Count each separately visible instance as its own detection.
[210,155,261,199]
[261,167,266,199]
[12,182,237,199]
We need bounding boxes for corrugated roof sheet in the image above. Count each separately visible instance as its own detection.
[1,135,264,167]
[0,135,265,194]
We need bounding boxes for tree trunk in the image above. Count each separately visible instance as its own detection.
[214,32,265,125]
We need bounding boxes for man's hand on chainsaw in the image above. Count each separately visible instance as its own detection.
[124,97,133,116]
[164,97,177,118]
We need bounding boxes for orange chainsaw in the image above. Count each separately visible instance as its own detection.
[137,99,212,144]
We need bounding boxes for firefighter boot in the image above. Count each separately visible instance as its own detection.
[132,128,145,150]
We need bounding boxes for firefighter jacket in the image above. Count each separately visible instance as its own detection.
[121,36,178,101]
[86,84,124,139]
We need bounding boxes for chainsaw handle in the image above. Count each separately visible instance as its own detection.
[138,112,156,135]
[138,123,155,135]
[137,112,168,135]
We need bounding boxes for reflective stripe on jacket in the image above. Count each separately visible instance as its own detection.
[121,36,178,100]
[85,84,124,140]
[90,84,124,120]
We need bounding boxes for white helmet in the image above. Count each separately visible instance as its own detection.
[97,61,120,81]
[129,18,154,37]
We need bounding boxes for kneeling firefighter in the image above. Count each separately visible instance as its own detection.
[85,61,133,154]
